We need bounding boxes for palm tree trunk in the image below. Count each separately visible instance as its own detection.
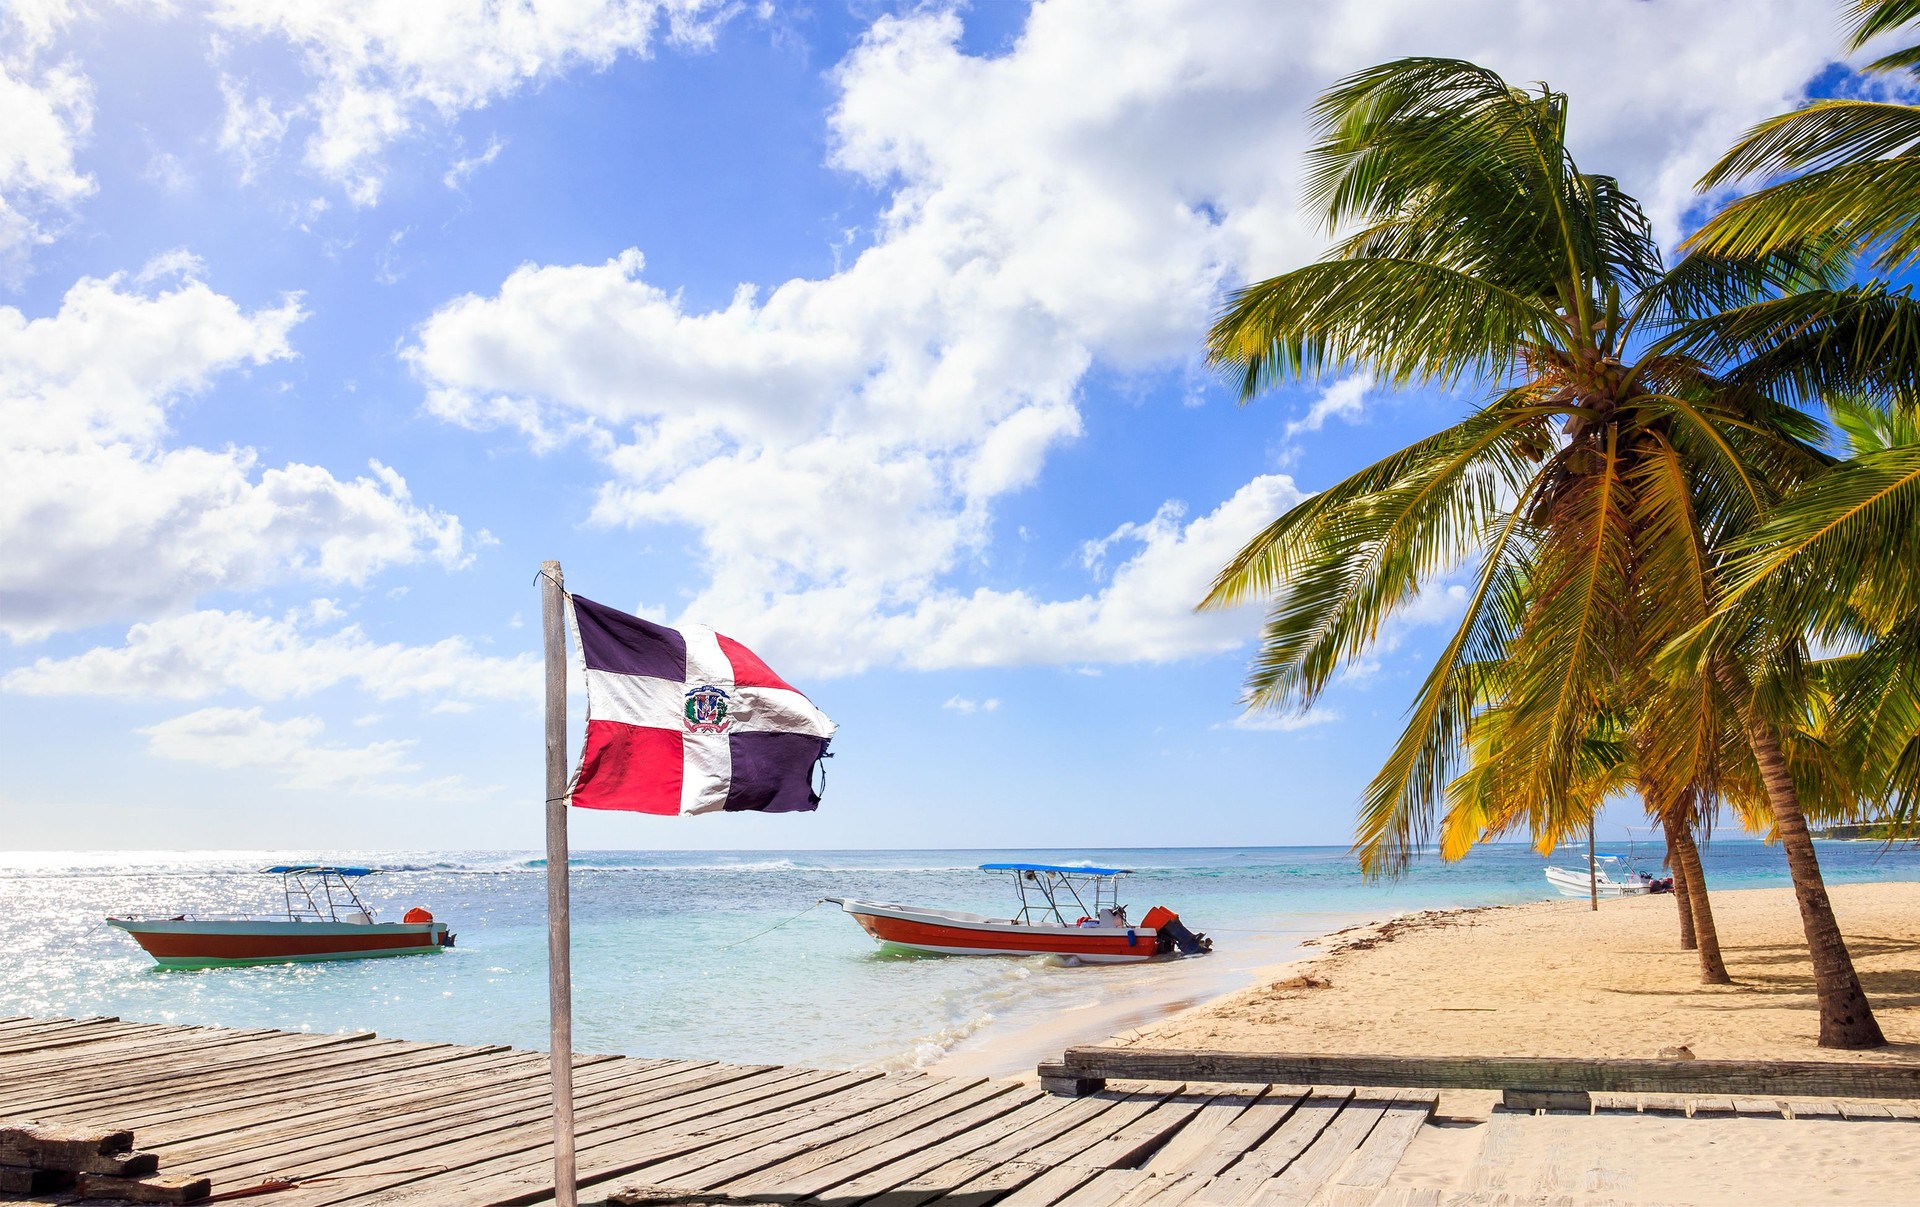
[1746,715,1885,1047]
[1668,815,1729,984]
[1662,812,1697,950]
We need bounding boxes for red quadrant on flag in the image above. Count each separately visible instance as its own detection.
[565,594,836,815]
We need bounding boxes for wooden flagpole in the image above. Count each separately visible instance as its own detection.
[541,560,578,1207]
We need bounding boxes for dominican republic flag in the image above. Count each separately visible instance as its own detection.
[566,594,835,815]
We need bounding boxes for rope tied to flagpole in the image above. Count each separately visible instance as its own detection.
[716,899,830,951]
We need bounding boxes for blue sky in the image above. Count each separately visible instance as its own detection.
[0,0,1875,852]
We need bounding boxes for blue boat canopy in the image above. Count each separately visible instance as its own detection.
[261,865,378,877]
[979,862,1132,876]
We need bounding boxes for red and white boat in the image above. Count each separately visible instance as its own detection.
[107,865,453,970]
[828,863,1210,964]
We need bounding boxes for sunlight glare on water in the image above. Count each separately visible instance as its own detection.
[3,844,1917,1073]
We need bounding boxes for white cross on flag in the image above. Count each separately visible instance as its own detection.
[565,594,836,814]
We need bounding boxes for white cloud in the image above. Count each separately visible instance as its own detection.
[1225,706,1341,732]
[0,267,470,639]
[942,695,1000,714]
[4,606,538,704]
[140,705,483,798]
[0,2,95,281]
[443,135,504,189]
[1285,372,1373,440]
[408,0,1852,676]
[209,0,732,203]
[216,72,291,186]
[695,474,1308,677]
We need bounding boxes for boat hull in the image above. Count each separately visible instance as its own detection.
[831,898,1160,963]
[107,919,448,969]
[1544,866,1650,898]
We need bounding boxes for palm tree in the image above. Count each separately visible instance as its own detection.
[1684,0,1920,839]
[1693,1,1920,274]
[1202,57,1886,1046]
[1444,693,1733,983]
[1692,398,1920,832]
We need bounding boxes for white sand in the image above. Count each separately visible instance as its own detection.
[1089,882,1920,1206]
[1114,882,1920,1063]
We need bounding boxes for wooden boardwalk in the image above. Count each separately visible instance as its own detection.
[0,1017,1438,1206]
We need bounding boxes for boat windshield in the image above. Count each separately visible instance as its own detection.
[980,864,1130,926]
[262,866,379,923]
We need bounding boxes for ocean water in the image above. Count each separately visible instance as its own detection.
[3,842,1917,1073]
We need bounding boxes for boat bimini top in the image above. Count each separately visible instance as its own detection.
[978,863,1132,926]
[261,865,382,924]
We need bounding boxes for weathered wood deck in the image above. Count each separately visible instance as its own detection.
[0,1017,1440,1207]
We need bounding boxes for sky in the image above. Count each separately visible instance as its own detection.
[0,0,1888,852]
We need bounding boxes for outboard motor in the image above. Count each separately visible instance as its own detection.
[1142,905,1212,955]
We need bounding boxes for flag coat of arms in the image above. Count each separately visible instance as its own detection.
[566,594,835,815]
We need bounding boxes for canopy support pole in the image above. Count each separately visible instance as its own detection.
[542,559,577,1207]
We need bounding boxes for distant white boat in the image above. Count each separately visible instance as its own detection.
[1545,854,1654,899]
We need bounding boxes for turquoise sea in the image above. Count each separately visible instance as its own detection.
[4,843,1918,1075]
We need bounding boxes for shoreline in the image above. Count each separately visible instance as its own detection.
[921,908,1388,1080]
[1098,881,1920,1065]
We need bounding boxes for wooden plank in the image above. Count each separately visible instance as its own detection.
[164,1053,712,1192]
[156,1051,592,1162]
[1137,1091,1262,1175]
[151,1045,624,1143]
[25,1046,551,1149]
[1463,1113,1526,1195]
[628,1072,963,1192]
[178,1054,738,1183]
[993,1087,1210,1207]
[861,1088,1151,1207]
[542,1067,891,1200]
[73,1171,213,1203]
[264,1063,860,1205]
[1054,1168,1153,1207]
[0,1015,129,1041]
[353,1066,890,1207]
[29,1038,493,1123]
[721,1079,1041,1200]
[1245,1097,1389,1205]
[709,1076,1024,1199]
[813,1093,1080,1203]
[0,1019,242,1062]
[15,1030,387,1097]
[1061,1046,1920,1102]
[0,1024,291,1076]
[0,1020,194,1058]
[10,1031,382,1104]
[1132,1087,1305,1179]
[1322,1095,1435,1191]
[1231,1091,1352,1184]
[0,1015,118,1041]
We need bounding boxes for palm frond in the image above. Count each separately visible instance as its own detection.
[1718,444,1920,635]
[1353,504,1534,875]
[1673,283,1920,408]
[1698,100,1920,186]
[1849,0,1920,72]
[1207,258,1558,397]
[1688,158,1920,274]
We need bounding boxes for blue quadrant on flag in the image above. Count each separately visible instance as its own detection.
[566,594,836,815]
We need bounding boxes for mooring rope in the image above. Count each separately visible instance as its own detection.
[715,898,831,950]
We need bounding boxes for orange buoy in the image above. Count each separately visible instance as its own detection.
[403,907,434,924]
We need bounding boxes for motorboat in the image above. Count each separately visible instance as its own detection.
[1544,853,1657,899]
[828,863,1211,963]
[107,865,453,969]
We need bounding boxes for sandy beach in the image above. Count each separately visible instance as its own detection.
[1108,881,1920,1063]
[1086,881,1920,1206]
